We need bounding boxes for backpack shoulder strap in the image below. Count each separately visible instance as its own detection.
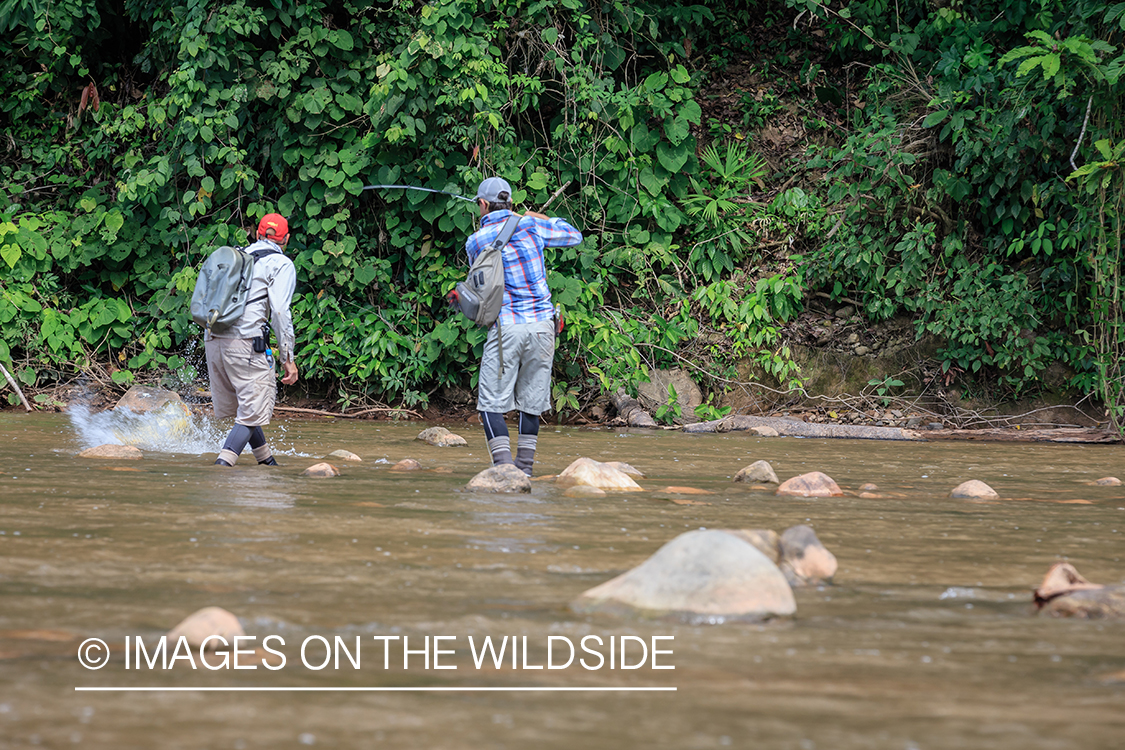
[486,214,522,251]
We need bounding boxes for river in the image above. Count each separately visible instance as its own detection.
[0,412,1122,748]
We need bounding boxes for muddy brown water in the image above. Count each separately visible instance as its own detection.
[0,412,1123,749]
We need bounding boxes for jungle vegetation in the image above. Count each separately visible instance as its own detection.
[1,0,1123,424]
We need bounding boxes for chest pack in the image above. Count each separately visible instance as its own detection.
[190,245,279,333]
[448,214,522,328]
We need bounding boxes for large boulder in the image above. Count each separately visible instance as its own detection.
[950,480,998,499]
[776,471,843,497]
[778,525,837,586]
[556,458,643,491]
[78,444,143,459]
[733,460,779,484]
[115,385,184,414]
[417,427,468,447]
[636,367,703,417]
[466,464,531,493]
[166,606,244,649]
[1034,562,1125,618]
[571,530,795,621]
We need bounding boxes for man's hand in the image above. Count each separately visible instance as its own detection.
[281,361,299,385]
[523,210,550,220]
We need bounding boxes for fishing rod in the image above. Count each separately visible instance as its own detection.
[361,184,476,203]
[360,181,571,210]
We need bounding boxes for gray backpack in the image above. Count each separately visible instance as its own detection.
[450,214,521,328]
[190,245,278,333]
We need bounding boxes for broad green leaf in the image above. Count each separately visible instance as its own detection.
[0,243,21,268]
[922,109,949,128]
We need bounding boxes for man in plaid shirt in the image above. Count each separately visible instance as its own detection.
[466,176,583,476]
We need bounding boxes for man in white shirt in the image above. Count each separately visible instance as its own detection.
[205,213,300,466]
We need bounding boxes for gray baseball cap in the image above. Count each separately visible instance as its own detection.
[475,176,513,203]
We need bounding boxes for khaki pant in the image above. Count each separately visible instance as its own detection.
[205,337,276,426]
[476,319,555,415]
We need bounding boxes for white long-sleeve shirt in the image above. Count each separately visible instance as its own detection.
[205,239,297,364]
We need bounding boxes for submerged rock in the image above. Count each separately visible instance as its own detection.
[466,464,531,493]
[775,471,843,497]
[417,427,468,447]
[78,444,143,459]
[302,462,340,477]
[556,457,643,491]
[1095,476,1122,486]
[563,485,607,498]
[571,529,795,621]
[859,482,879,492]
[733,460,779,484]
[166,606,244,649]
[390,458,422,471]
[325,449,362,462]
[1034,562,1125,619]
[778,525,838,586]
[950,480,998,499]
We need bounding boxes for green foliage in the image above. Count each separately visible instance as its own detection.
[654,383,682,425]
[867,375,904,406]
[0,0,801,409]
[785,0,1125,405]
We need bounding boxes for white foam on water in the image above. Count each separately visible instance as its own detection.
[69,402,226,454]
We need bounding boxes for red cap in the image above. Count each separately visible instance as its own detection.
[257,213,289,241]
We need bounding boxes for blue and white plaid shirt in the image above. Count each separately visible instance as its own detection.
[465,210,583,326]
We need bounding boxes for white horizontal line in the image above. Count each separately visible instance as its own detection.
[75,686,676,692]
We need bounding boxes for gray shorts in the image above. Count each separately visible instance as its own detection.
[477,319,555,415]
[205,337,277,426]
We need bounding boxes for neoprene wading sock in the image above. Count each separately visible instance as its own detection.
[248,426,277,465]
[215,423,253,466]
[481,411,513,466]
[514,411,540,476]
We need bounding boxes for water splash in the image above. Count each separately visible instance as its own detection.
[69,401,226,454]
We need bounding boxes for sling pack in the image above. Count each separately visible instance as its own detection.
[449,214,521,327]
[190,245,280,333]
[447,214,522,379]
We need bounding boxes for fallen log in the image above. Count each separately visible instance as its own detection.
[682,414,922,441]
[923,427,1119,444]
[611,388,657,428]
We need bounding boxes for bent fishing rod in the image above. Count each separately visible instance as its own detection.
[362,182,571,210]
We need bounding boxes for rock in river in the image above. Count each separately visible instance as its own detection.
[775,471,843,497]
[466,464,531,493]
[950,480,998,499]
[78,444,143,459]
[167,606,244,649]
[114,385,184,414]
[325,449,362,462]
[571,529,796,621]
[1034,562,1125,619]
[391,458,422,471]
[556,457,643,491]
[778,525,837,586]
[733,460,779,484]
[302,462,340,478]
[417,427,468,447]
[604,461,645,479]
